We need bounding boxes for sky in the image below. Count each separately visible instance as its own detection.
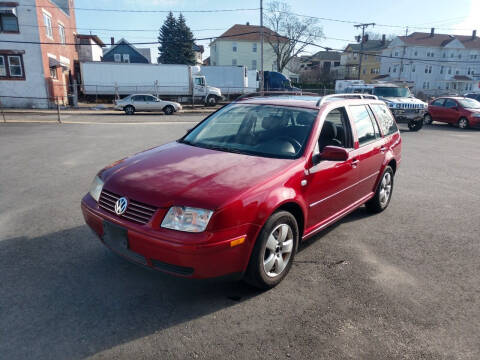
[74,0,479,63]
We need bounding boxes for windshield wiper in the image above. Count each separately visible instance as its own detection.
[198,143,245,154]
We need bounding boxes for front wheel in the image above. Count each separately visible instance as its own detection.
[458,117,469,129]
[408,119,423,131]
[244,211,299,289]
[124,105,135,115]
[365,166,394,213]
[163,105,175,115]
[206,95,217,107]
[423,113,433,125]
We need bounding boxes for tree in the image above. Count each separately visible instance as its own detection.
[175,14,196,65]
[364,32,396,41]
[265,1,323,73]
[158,12,196,65]
[158,12,177,64]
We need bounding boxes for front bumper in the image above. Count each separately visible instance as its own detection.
[468,116,480,128]
[81,194,259,279]
[391,109,426,123]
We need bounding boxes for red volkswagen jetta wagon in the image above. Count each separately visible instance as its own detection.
[82,94,402,289]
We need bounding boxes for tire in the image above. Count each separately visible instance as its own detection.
[206,95,217,107]
[423,113,433,125]
[458,117,469,129]
[244,211,299,289]
[124,105,135,115]
[408,119,423,131]
[163,105,174,115]
[365,166,394,214]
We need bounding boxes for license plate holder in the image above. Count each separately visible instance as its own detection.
[102,220,147,265]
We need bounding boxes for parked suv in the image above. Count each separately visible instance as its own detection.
[424,96,480,129]
[464,93,480,102]
[82,93,402,289]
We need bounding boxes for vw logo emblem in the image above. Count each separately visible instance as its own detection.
[114,197,128,215]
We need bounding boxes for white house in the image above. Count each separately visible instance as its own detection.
[379,29,480,95]
[75,34,105,62]
[209,23,296,78]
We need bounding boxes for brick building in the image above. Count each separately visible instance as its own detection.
[0,0,78,108]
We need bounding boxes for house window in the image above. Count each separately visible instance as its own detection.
[0,56,5,76]
[232,59,237,65]
[0,5,19,32]
[50,67,57,79]
[252,43,257,53]
[388,66,391,73]
[251,59,257,70]
[232,42,237,52]
[443,53,446,58]
[412,65,415,73]
[122,54,130,63]
[448,67,452,74]
[114,54,121,62]
[43,12,53,39]
[58,24,66,44]
[394,51,399,56]
[0,54,24,79]
[414,51,418,56]
[425,65,428,73]
[440,66,444,74]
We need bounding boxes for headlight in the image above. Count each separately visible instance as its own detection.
[161,206,213,233]
[89,175,104,202]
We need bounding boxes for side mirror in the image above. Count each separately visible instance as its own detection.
[319,146,349,162]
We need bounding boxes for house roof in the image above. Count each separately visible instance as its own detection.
[193,44,204,53]
[310,51,341,61]
[346,39,391,52]
[75,34,105,47]
[397,32,480,49]
[102,38,150,62]
[215,24,288,42]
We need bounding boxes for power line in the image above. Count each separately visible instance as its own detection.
[17,4,259,13]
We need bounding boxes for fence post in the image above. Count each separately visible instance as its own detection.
[0,100,6,123]
[72,79,78,108]
[95,85,98,104]
[56,100,61,124]
[154,81,159,98]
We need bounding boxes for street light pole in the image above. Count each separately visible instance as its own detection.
[260,0,264,93]
[354,23,375,80]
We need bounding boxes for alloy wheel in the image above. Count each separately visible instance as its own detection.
[263,223,294,277]
[379,172,392,207]
[458,118,468,129]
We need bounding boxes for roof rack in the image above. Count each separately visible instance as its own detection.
[316,93,378,107]
[235,90,320,102]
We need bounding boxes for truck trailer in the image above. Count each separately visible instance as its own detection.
[80,62,222,105]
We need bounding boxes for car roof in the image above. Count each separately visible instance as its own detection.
[237,94,383,109]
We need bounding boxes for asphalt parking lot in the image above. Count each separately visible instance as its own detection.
[1,116,479,359]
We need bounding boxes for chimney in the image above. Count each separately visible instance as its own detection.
[472,30,477,40]
[430,28,435,37]
[382,34,386,45]
[110,37,115,45]
[246,22,250,26]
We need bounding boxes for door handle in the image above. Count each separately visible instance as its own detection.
[380,146,387,153]
[351,159,359,168]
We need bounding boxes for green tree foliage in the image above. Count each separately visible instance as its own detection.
[158,12,196,65]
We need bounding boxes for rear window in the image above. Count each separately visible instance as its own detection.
[370,104,398,136]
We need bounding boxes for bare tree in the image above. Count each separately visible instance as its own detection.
[265,1,323,73]
[364,32,396,41]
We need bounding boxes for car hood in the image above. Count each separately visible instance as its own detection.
[381,96,427,105]
[101,142,294,210]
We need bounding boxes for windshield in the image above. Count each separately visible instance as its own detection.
[458,98,480,109]
[373,87,411,98]
[181,104,318,159]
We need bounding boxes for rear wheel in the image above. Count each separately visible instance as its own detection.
[366,166,394,213]
[163,105,174,115]
[458,117,469,129]
[423,113,433,125]
[244,211,298,289]
[408,119,423,131]
[124,105,135,115]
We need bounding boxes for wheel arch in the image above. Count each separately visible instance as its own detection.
[271,201,306,239]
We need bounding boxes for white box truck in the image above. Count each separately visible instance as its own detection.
[199,65,248,97]
[80,62,222,105]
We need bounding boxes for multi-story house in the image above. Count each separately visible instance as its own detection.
[379,29,480,95]
[75,34,104,62]
[209,23,296,78]
[0,0,78,108]
[338,36,390,81]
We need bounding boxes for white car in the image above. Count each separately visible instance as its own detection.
[114,94,182,115]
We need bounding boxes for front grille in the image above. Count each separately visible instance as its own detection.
[99,189,157,225]
[398,103,423,109]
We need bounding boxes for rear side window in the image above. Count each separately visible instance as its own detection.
[132,95,145,101]
[444,99,457,108]
[349,105,377,146]
[370,104,398,136]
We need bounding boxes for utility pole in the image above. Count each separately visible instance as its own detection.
[260,0,264,93]
[354,23,375,80]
